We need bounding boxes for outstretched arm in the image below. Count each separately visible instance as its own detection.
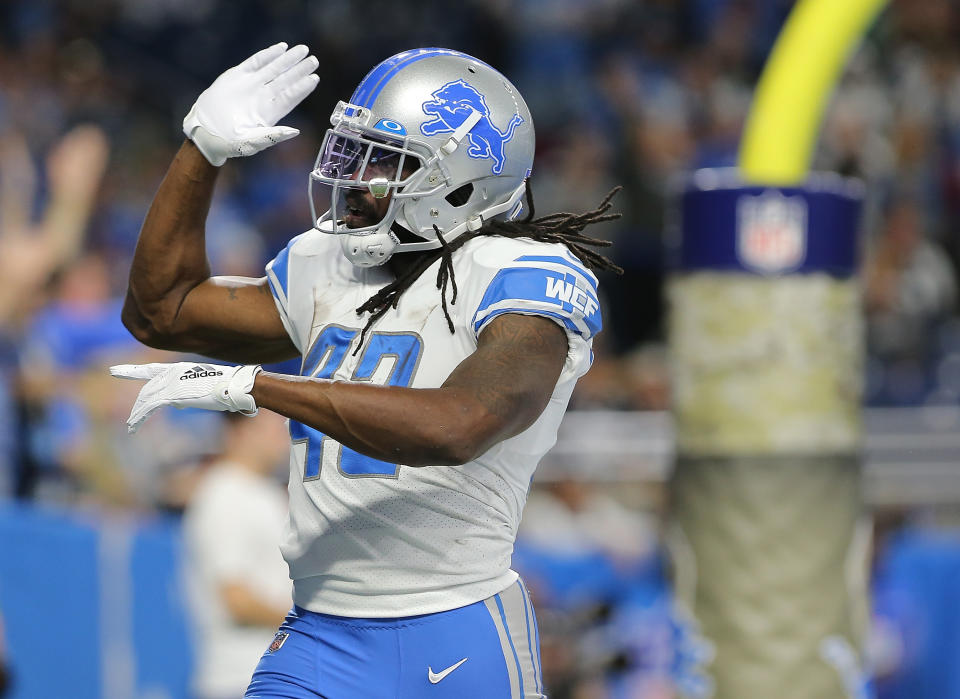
[122,43,318,363]
[112,313,570,461]
[251,313,569,465]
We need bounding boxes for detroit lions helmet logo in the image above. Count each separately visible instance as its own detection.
[420,80,524,175]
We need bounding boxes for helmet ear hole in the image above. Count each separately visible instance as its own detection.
[444,183,474,207]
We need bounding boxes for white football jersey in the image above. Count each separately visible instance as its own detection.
[265,231,600,617]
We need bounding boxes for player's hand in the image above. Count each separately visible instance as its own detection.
[109,362,262,433]
[183,42,320,166]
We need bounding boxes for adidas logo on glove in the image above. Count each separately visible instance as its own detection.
[109,362,262,433]
[180,365,224,380]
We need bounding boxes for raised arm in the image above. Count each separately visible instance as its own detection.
[0,126,108,325]
[251,313,569,465]
[121,141,296,362]
[121,43,319,363]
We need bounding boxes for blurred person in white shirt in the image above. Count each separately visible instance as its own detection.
[182,410,291,699]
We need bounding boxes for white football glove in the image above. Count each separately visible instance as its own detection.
[183,42,320,166]
[109,362,262,434]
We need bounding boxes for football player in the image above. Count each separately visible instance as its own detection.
[113,43,620,698]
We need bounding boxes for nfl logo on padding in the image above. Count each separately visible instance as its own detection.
[267,631,289,653]
[736,190,807,274]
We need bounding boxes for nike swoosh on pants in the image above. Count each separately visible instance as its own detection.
[428,657,469,684]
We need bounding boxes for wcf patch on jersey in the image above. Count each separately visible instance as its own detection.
[267,631,289,653]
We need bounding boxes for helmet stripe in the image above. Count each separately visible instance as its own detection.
[350,48,497,110]
[349,48,425,107]
[356,48,465,108]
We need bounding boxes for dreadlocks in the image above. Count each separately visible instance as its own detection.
[353,182,624,353]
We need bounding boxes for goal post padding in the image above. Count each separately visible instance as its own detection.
[667,174,869,699]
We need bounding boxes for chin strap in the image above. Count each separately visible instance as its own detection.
[339,228,401,267]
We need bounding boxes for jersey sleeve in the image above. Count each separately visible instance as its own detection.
[265,234,305,352]
[471,252,602,342]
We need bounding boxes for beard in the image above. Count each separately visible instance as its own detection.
[342,190,381,228]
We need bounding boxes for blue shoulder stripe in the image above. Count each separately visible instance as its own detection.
[473,266,602,338]
[266,241,292,304]
[513,255,597,290]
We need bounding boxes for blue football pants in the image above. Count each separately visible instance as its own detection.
[244,578,544,698]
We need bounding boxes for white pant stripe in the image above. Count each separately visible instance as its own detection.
[484,580,544,698]
[483,596,521,698]
[516,579,542,695]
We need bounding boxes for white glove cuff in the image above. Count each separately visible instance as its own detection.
[183,105,228,167]
[220,364,262,415]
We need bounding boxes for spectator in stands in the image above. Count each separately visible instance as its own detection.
[0,126,109,326]
[17,252,158,504]
[0,125,109,497]
[865,198,956,356]
[515,478,671,695]
[182,410,291,699]
[864,197,957,403]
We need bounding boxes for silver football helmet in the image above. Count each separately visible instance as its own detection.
[309,48,535,267]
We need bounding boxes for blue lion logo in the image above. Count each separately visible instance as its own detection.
[420,80,524,175]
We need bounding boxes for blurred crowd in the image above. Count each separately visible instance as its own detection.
[3,0,960,697]
[6,0,960,499]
